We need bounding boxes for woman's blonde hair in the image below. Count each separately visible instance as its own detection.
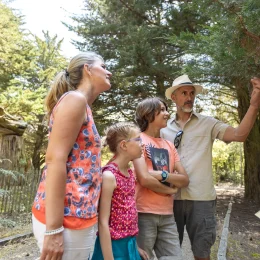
[45,51,103,119]
[104,122,139,154]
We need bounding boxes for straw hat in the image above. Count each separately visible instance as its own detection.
[165,74,204,100]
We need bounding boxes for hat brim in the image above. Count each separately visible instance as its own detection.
[165,84,203,100]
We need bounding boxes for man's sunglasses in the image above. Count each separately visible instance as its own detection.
[174,130,183,148]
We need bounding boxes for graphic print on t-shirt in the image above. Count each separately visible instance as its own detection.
[145,144,171,186]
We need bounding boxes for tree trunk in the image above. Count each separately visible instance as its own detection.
[0,135,24,170]
[236,79,260,202]
[32,114,47,171]
[239,143,243,186]
[244,123,260,202]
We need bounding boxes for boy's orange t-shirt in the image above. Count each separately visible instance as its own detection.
[135,132,180,215]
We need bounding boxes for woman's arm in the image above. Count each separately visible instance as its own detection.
[41,92,86,260]
[149,162,189,188]
[98,171,116,260]
[133,157,177,194]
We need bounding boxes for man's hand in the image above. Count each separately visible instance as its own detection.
[250,77,260,109]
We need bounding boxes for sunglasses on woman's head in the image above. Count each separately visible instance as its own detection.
[174,130,183,148]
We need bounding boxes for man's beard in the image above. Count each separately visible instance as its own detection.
[181,107,193,113]
[179,101,193,113]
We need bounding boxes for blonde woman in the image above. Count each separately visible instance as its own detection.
[32,52,112,260]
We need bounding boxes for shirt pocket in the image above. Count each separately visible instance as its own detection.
[189,135,210,151]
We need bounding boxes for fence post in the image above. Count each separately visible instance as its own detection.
[217,202,233,260]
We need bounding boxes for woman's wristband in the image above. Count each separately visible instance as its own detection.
[44,226,64,236]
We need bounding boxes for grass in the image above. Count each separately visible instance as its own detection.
[251,253,260,259]
[0,213,32,239]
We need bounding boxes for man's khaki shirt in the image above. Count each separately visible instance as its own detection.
[161,112,229,201]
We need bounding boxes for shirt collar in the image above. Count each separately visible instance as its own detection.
[170,111,199,125]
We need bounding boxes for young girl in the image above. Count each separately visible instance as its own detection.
[92,122,149,260]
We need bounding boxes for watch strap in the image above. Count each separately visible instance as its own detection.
[161,170,169,182]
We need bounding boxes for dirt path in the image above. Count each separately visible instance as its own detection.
[0,233,194,260]
[0,184,259,260]
[214,185,260,260]
[0,236,39,260]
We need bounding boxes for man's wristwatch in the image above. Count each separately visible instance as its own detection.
[161,170,169,182]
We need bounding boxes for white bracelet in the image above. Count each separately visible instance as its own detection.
[44,226,64,236]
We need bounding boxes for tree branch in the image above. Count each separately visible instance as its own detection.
[118,0,164,27]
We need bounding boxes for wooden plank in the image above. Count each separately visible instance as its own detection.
[217,202,232,260]
[16,176,23,213]
[0,174,7,212]
[28,171,38,211]
[10,178,18,213]
[0,232,33,246]
[3,175,11,213]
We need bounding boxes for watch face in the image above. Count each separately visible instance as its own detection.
[162,172,167,178]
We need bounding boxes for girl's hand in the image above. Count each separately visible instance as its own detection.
[40,232,64,260]
[138,247,149,260]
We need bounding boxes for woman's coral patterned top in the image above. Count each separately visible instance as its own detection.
[32,92,102,229]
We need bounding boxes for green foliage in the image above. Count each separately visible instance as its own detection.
[0,218,16,228]
[0,31,67,121]
[68,0,209,123]
[0,168,24,182]
[0,1,68,171]
[251,253,260,259]
[168,0,260,85]
[213,141,244,184]
[0,0,34,92]
[0,86,46,123]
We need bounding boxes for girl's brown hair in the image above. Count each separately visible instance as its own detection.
[135,97,168,132]
[104,122,139,154]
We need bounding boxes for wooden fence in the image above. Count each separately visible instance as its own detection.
[0,170,41,214]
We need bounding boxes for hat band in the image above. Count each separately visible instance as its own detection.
[179,82,193,85]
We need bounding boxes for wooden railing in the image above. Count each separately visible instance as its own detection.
[0,170,41,214]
